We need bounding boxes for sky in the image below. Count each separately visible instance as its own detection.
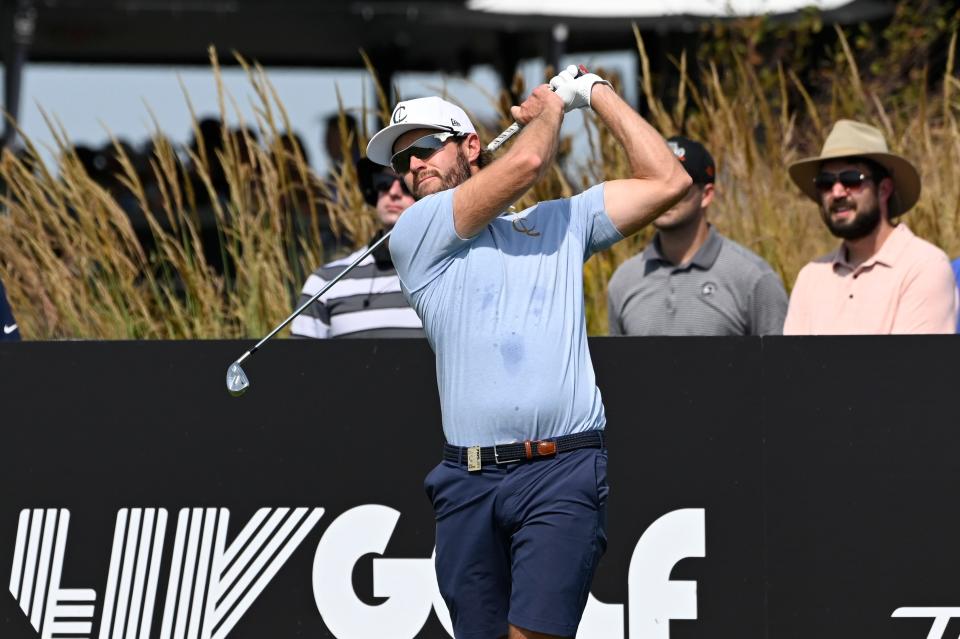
[7,51,636,178]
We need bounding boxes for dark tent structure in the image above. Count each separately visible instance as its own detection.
[0,0,894,147]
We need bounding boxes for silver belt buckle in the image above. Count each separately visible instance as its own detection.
[493,444,519,465]
[466,446,481,472]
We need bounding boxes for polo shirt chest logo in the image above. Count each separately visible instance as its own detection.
[701,282,718,297]
[511,218,540,237]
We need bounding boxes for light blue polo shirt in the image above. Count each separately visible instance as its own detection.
[390,184,622,447]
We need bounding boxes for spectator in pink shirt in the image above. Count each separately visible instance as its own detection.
[783,119,957,334]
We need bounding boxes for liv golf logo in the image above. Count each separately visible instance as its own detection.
[9,507,323,639]
[8,506,706,639]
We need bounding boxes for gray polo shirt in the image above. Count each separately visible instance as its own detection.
[607,226,788,336]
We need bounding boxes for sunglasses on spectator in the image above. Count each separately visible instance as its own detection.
[391,132,462,174]
[814,170,872,192]
[371,172,411,196]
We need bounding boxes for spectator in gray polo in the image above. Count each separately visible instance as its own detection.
[607,136,788,336]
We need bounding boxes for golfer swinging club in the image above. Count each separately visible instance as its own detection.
[365,66,691,639]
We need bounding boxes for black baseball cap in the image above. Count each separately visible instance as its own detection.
[667,136,715,184]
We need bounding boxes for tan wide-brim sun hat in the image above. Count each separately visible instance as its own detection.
[788,119,921,216]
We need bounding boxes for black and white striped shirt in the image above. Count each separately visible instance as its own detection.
[290,236,424,338]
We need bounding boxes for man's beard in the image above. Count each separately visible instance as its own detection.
[822,198,882,241]
[413,149,471,199]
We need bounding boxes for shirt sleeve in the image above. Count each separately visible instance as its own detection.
[749,271,789,336]
[389,188,473,294]
[570,183,624,260]
[891,255,959,334]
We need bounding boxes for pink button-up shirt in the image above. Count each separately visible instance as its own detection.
[784,224,958,334]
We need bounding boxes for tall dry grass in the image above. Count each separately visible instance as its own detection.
[2,26,959,339]
[0,50,382,339]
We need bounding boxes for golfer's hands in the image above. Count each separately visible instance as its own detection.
[510,84,564,126]
[549,65,611,112]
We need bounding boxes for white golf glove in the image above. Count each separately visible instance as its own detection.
[549,65,612,112]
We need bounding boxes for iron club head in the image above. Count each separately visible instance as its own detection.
[226,361,250,397]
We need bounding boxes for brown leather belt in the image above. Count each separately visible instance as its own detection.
[442,430,605,470]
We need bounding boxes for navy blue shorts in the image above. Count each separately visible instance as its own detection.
[424,446,608,638]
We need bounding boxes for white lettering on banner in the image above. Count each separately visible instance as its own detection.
[8,507,323,639]
[310,507,706,639]
[892,607,960,639]
[8,506,704,638]
[9,509,96,639]
[312,504,453,637]
[158,507,324,639]
[627,508,706,639]
[577,509,706,638]
[100,508,167,639]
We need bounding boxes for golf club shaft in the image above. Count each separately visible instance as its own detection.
[234,230,392,366]
[233,119,525,368]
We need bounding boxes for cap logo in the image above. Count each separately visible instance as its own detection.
[668,141,686,161]
[392,105,407,124]
[450,118,461,127]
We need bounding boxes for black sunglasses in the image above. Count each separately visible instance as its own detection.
[813,170,871,192]
[371,172,411,196]
[390,132,461,174]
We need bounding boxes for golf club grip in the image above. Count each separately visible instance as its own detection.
[486,123,520,152]
[485,66,587,152]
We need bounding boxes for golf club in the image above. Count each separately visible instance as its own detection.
[225,119,527,396]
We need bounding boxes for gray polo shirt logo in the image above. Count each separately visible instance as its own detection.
[701,282,717,297]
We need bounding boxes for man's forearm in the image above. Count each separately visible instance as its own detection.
[588,83,690,236]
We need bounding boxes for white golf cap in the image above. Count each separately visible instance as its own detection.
[366,96,476,166]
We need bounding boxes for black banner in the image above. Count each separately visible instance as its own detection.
[0,338,957,638]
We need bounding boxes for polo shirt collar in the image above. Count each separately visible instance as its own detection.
[832,223,913,270]
[642,237,665,262]
[691,225,723,268]
[645,225,722,269]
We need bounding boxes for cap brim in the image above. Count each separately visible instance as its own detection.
[788,150,921,215]
[366,123,449,167]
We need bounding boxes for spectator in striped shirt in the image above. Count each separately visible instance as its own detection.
[290,159,424,338]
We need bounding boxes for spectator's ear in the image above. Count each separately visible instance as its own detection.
[700,183,716,209]
[877,175,895,211]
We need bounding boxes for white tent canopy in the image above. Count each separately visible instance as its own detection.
[467,0,855,18]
